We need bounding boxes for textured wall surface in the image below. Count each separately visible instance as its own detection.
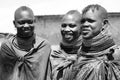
[108,13,120,45]
[35,13,120,45]
[1,13,120,45]
[35,15,63,45]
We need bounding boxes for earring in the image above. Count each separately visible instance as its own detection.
[101,28,106,35]
[102,28,104,31]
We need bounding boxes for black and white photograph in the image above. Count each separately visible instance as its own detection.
[0,0,120,80]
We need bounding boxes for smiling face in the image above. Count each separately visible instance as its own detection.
[14,7,35,38]
[61,13,81,43]
[81,9,104,40]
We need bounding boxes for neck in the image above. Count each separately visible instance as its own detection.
[15,34,35,51]
[82,33,115,53]
[17,33,34,39]
[61,35,82,54]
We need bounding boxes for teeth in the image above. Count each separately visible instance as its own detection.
[82,31,89,35]
[82,31,89,33]
[65,34,72,38]
[65,34,71,37]
[66,33,72,35]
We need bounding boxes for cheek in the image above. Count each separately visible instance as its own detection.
[60,30,64,36]
[73,28,80,35]
[71,27,79,31]
[14,24,19,27]
[73,28,81,35]
[30,23,34,27]
[15,24,24,28]
[60,28,64,33]
[91,23,101,30]
[61,28,65,31]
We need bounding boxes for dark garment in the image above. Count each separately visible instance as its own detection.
[50,36,82,80]
[70,33,120,80]
[0,35,51,80]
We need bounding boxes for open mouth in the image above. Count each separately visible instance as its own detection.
[82,32,88,35]
[24,30,31,33]
[82,28,90,34]
[64,34,72,38]
[82,30,90,35]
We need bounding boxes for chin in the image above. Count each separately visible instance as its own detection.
[63,39,72,43]
[82,36,91,40]
[21,34,33,39]
[82,32,93,40]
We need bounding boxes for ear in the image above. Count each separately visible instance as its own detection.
[103,19,108,25]
[13,20,17,28]
[102,19,109,31]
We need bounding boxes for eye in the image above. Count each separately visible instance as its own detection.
[87,19,95,23]
[81,19,86,24]
[69,24,76,28]
[61,24,67,28]
[27,20,33,24]
[17,21,25,25]
[17,20,34,25]
[81,18,95,23]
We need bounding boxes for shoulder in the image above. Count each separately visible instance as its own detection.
[51,45,60,51]
[51,44,61,55]
[109,45,120,60]
[27,35,52,59]
[35,35,50,48]
[51,45,60,55]
[0,35,15,52]
[0,38,5,48]
[34,35,51,56]
[1,35,15,46]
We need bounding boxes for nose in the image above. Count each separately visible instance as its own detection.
[82,21,90,26]
[81,21,90,28]
[64,26,71,31]
[24,23,29,27]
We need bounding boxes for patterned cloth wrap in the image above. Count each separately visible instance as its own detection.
[0,35,51,80]
[70,32,120,80]
[50,36,82,80]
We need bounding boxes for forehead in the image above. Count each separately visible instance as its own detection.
[15,10,34,20]
[82,9,102,20]
[62,14,80,23]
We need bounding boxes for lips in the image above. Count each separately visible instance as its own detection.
[64,33,72,38]
[24,30,31,33]
[82,28,90,32]
[62,32,73,40]
[82,28,90,35]
[62,31,72,35]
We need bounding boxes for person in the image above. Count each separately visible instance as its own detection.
[70,4,120,80]
[50,10,82,80]
[0,6,51,80]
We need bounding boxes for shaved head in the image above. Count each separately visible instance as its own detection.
[13,6,35,38]
[62,10,82,23]
[14,6,34,20]
[61,10,82,43]
[82,4,108,20]
[81,4,109,39]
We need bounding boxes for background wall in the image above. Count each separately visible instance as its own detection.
[1,13,120,45]
[108,13,120,45]
[34,13,120,45]
[35,15,63,45]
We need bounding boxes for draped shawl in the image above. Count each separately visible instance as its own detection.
[0,35,51,80]
[70,32,120,80]
[50,36,82,80]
